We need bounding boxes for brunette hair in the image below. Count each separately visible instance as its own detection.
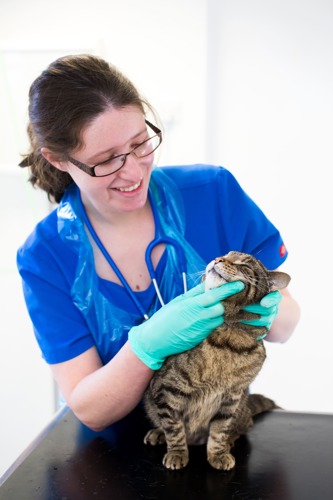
[19,54,153,203]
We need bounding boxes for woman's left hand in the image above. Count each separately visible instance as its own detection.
[240,290,282,329]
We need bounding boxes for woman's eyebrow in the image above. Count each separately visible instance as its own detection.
[87,127,147,163]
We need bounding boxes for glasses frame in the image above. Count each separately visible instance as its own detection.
[66,120,162,177]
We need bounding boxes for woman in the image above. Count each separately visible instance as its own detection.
[17,54,300,431]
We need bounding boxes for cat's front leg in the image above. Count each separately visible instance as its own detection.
[144,422,189,469]
[162,420,189,470]
[207,416,236,470]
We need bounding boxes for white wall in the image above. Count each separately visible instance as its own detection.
[1,0,332,478]
[205,0,333,414]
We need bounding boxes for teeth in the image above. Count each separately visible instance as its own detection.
[117,180,141,192]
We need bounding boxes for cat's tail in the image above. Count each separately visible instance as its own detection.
[247,393,282,417]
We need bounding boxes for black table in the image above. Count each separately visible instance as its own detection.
[1,405,333,499]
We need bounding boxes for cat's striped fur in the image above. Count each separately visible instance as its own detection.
[143,251,290,470]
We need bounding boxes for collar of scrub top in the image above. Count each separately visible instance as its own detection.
[77,189,188,321]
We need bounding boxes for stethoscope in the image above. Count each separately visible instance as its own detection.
[77,190,187,320]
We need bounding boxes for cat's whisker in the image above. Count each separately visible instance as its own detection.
[252,248,263,258]
[188,270,206,283]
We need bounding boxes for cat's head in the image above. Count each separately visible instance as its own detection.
[204,251,291,307]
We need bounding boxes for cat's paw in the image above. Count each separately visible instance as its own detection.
[144,428,166,446]
[163,451,189,470]
[208,452,236,471]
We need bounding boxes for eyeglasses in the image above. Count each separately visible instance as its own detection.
[66,120,162,177]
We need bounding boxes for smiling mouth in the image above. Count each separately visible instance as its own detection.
[115,179,142,192]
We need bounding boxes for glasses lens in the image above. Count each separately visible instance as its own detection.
[93,134,161,177]
[134,135,161,158]
[94,156,125,177]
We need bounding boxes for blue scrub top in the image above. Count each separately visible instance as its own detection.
[17,164,288,365]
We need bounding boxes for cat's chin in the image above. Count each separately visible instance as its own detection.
[204,259,228,291]
[204,275,228,291]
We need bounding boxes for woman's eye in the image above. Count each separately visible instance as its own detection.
[132,139,146,149]
[104,153,124,163]
[102,157,116,166]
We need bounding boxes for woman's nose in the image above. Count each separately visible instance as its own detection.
[119,151,147,176]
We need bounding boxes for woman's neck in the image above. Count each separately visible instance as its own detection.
[82,198,161,290]
[84,198,152,234]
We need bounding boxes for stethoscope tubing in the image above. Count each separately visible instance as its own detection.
[145,236,187,306]
[77,190,187,320]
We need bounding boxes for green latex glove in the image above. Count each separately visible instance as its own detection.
[128,281,245,369]
[241,290,282,330]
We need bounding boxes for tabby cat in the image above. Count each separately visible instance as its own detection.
[143,251,291,470]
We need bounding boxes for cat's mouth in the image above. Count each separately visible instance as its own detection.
[204,260,229,291]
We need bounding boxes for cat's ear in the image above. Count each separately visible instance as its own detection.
[268,271,291,291]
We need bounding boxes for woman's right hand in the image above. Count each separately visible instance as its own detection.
[128,281,244,369]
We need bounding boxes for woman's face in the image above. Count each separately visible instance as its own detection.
[64,106,155,222]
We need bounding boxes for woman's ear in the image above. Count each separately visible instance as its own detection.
[41,147,68,172]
